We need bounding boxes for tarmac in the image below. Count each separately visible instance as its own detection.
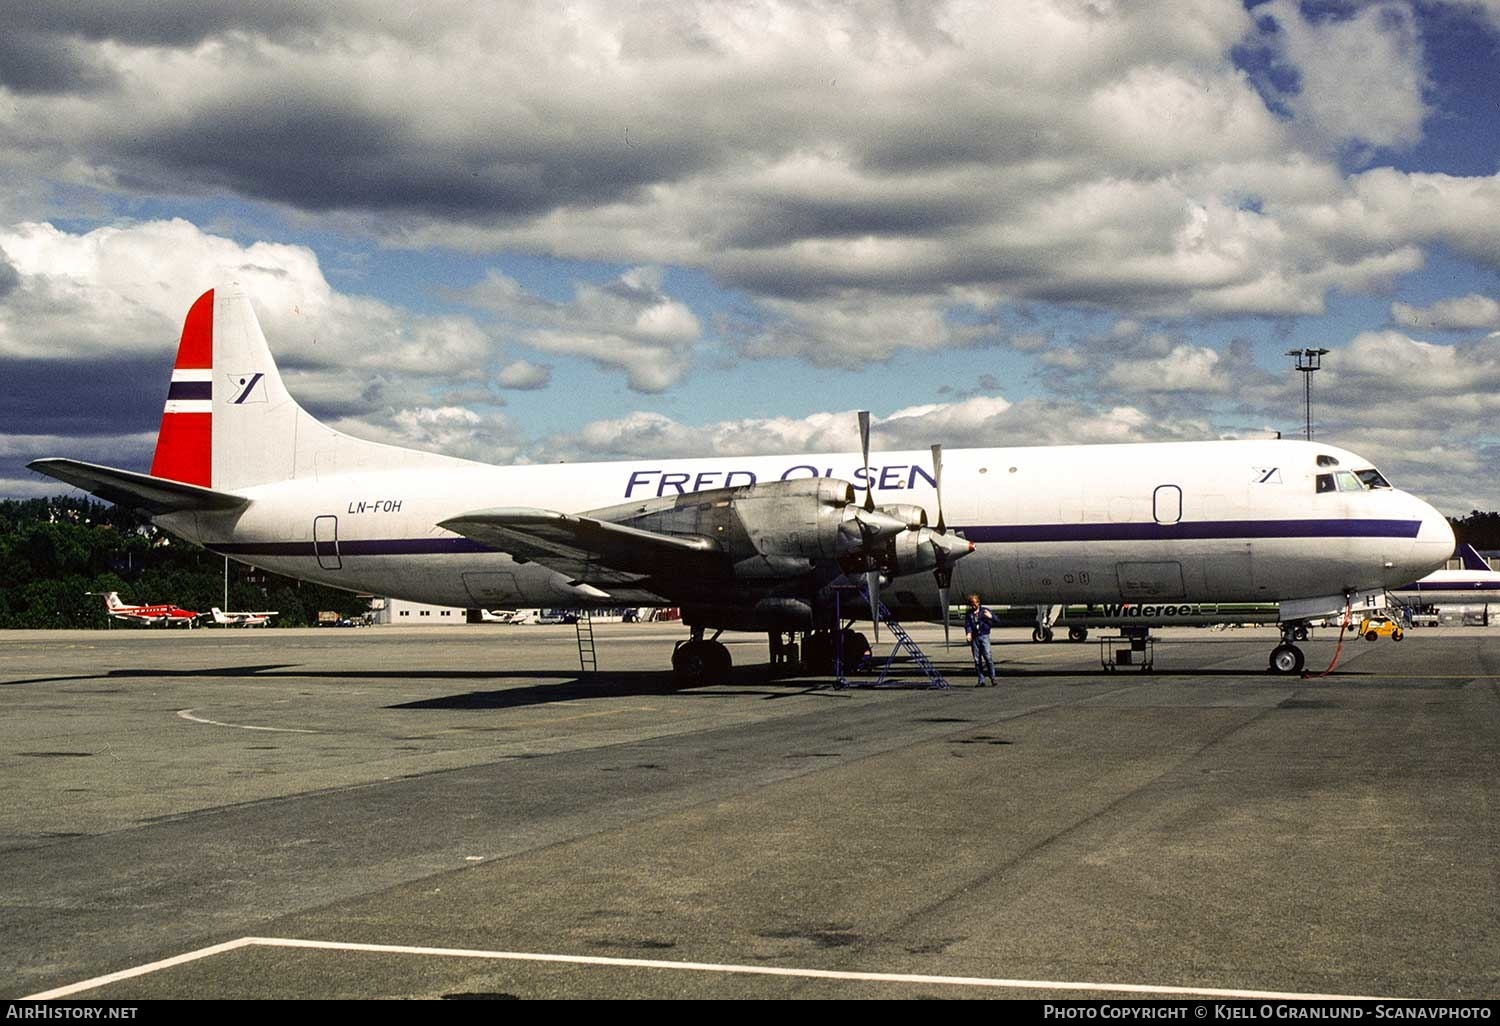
[1,622,1496,1000]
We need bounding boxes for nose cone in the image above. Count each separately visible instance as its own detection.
[1400,494,1455,584]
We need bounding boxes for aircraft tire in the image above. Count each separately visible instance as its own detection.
[1032,626,1054,643]
[707,640,732,678]
[1268,643,1305,675]
[1068,627,1088,642]
[672,640,715,686]
[1293,625,1309,641]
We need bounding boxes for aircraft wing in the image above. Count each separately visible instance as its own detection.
[28,459,248,516]
[439,507,728,591]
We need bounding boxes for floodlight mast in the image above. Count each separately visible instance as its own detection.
[1286,348,1330,441]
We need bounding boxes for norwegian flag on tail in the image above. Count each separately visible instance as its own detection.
[149,288,214,487]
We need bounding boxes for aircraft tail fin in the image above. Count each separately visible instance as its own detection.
[104,592,122,611]
[148,285,472,492]
[1458,544,1493,572]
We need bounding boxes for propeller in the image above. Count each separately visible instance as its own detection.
[930,443,952,645]
[930,444,946,534]
[858,410,878,639]
[858,410,875,513]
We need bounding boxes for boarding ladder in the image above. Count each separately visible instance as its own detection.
[575,613,597,673]
[872,603,950,690]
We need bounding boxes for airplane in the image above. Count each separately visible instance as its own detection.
[1389,544,1500,609]
[95,591,201,628]
[32,285,1455,680]
[206,606,278,627]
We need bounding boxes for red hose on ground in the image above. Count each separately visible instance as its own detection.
[1302,597,1354,679]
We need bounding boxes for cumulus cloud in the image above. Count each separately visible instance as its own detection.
[3,0,1495,343]
[1251,0,1429,155]
[496,359,551,390]
[540,395,1212,465]
[463,266,700,392]
[0,218,510,460]
[1104,345,1232,394]
[1391,294,1500,331]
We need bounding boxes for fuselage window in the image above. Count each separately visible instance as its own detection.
[1356,468,1391,489]
[1316,474,1336,493]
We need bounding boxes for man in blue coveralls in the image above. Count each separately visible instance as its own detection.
[965,593,998,687]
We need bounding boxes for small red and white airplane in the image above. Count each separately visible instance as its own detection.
[97,591,201,628]
[206,606,279,628]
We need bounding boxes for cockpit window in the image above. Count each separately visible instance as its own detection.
[1317,454,1340,467]
[1316,471,1375,494]
[1356,468,1391,489]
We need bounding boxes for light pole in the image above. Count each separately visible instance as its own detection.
[1287,348,1329,441]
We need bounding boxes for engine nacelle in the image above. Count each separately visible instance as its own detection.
[876,504,928,530]
[882,526,976,577]
[592,477,905,577]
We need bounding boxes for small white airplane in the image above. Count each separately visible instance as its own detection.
[206,606,278,628]
[95,590,200,628]
[34,285,1454,679]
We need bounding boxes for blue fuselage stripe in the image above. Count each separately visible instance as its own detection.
[962,518,1419,543]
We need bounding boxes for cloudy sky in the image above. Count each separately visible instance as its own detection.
[3,0,1499,514]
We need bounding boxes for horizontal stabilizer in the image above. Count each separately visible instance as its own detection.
[440,507,725,587]
[27,458,249,516]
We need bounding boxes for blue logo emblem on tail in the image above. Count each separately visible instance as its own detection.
[229,372,266,405]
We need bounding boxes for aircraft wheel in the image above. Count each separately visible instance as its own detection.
[1032,626,1054,643]
[1365,630,1378,642]
[1293,625,1309,641]
[1268,644,1305,675]
[672,640,718,685]
[1068,627,1088,642]
[707,640,733,677]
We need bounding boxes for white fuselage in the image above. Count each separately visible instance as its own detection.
[1389,568,1500,608]
[158,438,1453,628]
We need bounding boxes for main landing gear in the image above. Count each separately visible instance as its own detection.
[1268,623,1310,675]
[672,627,731,685]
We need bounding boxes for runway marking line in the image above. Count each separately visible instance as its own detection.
[25,936,1405,1001]
[176,709,318,733]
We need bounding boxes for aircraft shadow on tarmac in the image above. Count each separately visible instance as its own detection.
[0,663,859,707]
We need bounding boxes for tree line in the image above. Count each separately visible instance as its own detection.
[0,497,372,629]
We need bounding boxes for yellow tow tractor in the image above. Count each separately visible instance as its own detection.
[1359,615,1405,642]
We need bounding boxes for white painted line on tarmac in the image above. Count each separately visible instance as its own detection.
[176,709,318,733]
[24,938,259,999]
[25,935,1407,1001]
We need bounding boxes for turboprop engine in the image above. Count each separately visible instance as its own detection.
[591,477,912,579]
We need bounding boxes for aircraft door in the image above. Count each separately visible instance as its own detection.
[313,515,342,570]
[1154,484,1182,524]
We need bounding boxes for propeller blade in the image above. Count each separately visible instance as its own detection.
[939,579,951,647]
[858,410,874,513]
[865,568,881,644]
[930,443,946,534]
